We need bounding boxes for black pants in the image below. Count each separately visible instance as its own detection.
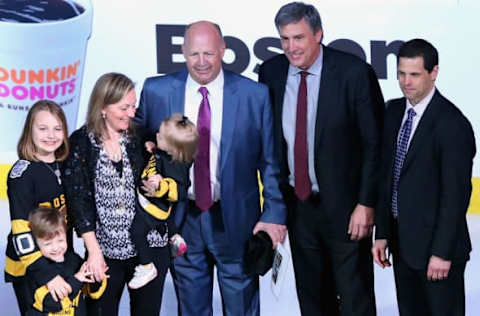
[12,278,33,316]
[130,212,169,265]
[87,247,170,316]
[288,195,376,316]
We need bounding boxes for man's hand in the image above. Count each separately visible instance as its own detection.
[371,239,391,268]
[253,222,287,249]
[348,204,374,241]
[46,275,72,302]
[427,255,451,281]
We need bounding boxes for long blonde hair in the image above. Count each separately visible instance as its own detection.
[160,113,198,163]
[86,72,135,139]
[17,100,69,162]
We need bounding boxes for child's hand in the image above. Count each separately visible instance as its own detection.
[141,174,164,197]
[75,262,95,283]
[145,141,156,153]
[148,174,163,189]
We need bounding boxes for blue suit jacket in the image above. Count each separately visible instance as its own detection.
[134,70,286,248]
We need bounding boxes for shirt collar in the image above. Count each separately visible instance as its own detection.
[288,45,323,77]
[406,86,436,117]
[186,69,224,94]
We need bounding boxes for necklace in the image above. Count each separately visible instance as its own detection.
[43,162,62,186]
[103,139,122,162]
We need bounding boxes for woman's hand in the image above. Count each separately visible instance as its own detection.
[82,232,109,282]
[86,249,108,282]
[46,275,72,302]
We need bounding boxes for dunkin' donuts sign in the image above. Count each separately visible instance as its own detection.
[0,0,92,153]
[0,61,80,106]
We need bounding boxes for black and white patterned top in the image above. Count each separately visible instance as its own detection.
[93,134,137,259]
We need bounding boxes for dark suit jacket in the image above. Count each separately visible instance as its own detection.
[258,46,384,239]
[134,70,287,249]
[376,90,475,269]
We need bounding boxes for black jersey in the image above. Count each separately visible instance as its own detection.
[137,149,191,230]
[4,160,66,283]
[27,251,106,316]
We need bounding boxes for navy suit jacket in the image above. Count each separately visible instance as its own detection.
[376,90,475,269]
[134,70,286,248]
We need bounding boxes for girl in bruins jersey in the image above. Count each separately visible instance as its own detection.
[5,100,72,316]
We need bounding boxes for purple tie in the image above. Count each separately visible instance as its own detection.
[294,71,312,201]
[194,87,213,211]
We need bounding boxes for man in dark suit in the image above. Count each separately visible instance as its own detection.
[372,39,475,316]
[134,21,287,316]
[258,2,384,316]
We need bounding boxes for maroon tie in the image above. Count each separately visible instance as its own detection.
[294,71,312,201]
[194,87,213,211]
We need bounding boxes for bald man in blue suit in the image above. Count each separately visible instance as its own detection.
[134,21,287,316]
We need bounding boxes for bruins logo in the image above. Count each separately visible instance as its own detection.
[10,160,30,179]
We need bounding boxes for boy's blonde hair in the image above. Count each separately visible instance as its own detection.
[28,207,67,240]
[160,113,199,163]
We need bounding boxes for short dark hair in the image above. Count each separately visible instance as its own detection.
[28,207,67,240]
[397,39,438,73]
[275,2,322,34]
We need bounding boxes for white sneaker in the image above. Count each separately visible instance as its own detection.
[128,263,158,289]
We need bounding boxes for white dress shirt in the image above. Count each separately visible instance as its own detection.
[184,70,224,202]
[282,49,323,192]
[398,86,435,150]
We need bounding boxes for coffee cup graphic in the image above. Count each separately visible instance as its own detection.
[0,0,93,161]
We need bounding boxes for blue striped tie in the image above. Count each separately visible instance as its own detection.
[391,108,416,218]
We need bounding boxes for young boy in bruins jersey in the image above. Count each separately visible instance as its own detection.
[128,114,198,289]
[5,100,73,316]
[26,207,106,316]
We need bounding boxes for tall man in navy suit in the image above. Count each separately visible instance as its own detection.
[259,2,384,316]
[372,39,475,316]
[134,21,287,316]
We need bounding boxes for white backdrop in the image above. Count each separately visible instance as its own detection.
[1,1,480,315]
[73,0,480,174]
[1,0,479,175]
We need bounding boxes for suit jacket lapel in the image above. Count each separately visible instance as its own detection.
[386,102,406,187]
[273,59,290,182]
[171,71,187,115]
[315,46,335,151]
[402,92,439,173]
[220,71,239,172]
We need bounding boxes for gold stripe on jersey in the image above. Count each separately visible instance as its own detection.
[142,154,157,179]
[5,251,42,276]
[84,279,107,299]
[137,189,172,220]
[33,285,49,311]
[153,178,178,202]
[60,296,73,311]
[11,219,30,234]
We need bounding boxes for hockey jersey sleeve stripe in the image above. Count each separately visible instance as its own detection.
[11,219,31,234]
[5,251,42,277]
[83,279,107,299]
[32,285,49,311]
[137,189,172,220]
